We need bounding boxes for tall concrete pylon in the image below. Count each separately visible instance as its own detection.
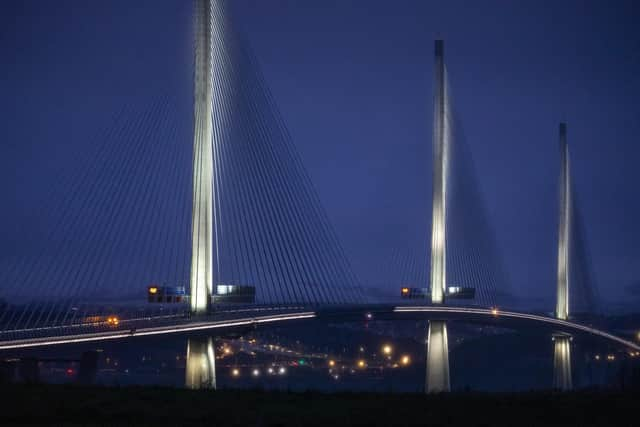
[429,39,448,305]
[426,39,451,393]
[190,0,216,313]
[556,123,570,321]
[553,123,572,390]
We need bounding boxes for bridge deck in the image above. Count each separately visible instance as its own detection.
[0,305,638,352]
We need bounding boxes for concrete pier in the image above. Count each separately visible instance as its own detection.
[185,337,216,389]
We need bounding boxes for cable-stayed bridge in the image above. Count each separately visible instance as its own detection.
[0,0,636,392]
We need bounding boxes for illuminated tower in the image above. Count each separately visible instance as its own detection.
[426,40,450,393]
[553,123,572,390]
[556,123,570,321]
[190,0,216,313]
[429,39,448,305]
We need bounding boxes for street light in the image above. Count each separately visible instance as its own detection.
[357,359,366,369]
[401,355,410,366]
[382,345,393,356]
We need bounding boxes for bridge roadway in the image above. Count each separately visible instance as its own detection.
[0,305,639,351]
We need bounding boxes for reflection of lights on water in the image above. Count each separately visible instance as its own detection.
[333,374,339,380]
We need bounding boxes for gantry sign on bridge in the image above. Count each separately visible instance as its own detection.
[0,0,633,392]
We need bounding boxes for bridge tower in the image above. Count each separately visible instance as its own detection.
[190,0,217,314]
[426,39,451,393]
[185,0,219,389]
[556,123,570,321]
[429,40,448,306]
[553,122,573,390]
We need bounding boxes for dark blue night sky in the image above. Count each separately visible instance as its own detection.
[1,0,639,310]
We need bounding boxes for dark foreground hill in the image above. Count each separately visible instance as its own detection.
[0,384,637,426]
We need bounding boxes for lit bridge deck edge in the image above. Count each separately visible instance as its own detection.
[1,306,639,352]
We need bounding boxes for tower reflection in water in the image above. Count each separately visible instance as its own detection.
[185,337,216,389]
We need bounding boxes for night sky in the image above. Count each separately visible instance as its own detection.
[1,0,639,310]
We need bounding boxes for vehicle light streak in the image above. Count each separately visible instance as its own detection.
[393,306,640,351]
[0,312,316,350]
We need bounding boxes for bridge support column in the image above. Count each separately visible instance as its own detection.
[430,39,448,305]
[556,123,570,321]
[185,337,216,389]
[426,320,450,392]
[190,0,216,314]
[425,39,451,394]
[553,334,572,390]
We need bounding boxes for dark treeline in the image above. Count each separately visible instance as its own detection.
[0,384,638,426]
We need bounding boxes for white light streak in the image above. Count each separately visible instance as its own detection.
[393,306,640,351]
[0,312,316,350]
